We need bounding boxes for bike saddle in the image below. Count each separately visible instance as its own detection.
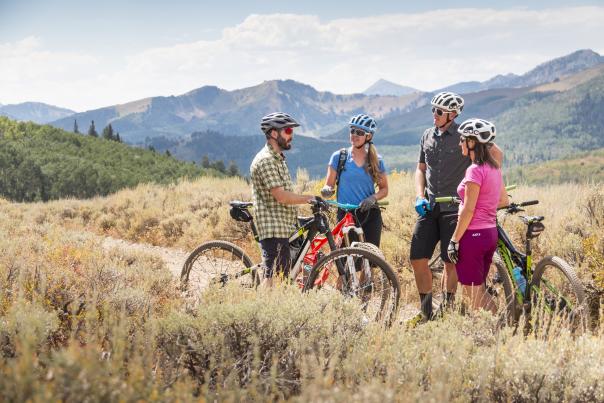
[230,201,253,209]
[520,215,544,224]
[297,216,314,227]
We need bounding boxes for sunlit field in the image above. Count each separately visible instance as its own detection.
[0,174,602,401]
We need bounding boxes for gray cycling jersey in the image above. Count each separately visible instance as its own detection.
[418,122,470,212]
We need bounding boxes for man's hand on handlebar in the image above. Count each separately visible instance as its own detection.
[415,196,431,217]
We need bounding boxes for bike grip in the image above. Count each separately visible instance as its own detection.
[505,184,517,191]
[520,200,539,206]
[377,201,389,206]
[434,196,453,203]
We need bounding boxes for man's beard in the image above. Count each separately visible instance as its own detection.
[277,134,291,150]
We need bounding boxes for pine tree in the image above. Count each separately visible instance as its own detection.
[201,155,210,168]
[115,132,121,143]
[88,121,98,137]
[102,124,114,140]
[227,161,239,177]
[73,119,79,134]
[165,149,172,157]
[212,160,226,173]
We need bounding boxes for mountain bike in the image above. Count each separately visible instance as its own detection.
[435,195,587,330]
[180,198,400,325]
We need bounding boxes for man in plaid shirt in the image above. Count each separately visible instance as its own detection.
[251,112,315,287]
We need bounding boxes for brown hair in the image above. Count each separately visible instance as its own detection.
[472,141,499,168]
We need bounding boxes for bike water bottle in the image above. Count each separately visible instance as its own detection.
[512,266,527,294]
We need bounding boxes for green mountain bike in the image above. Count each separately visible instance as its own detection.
[435,196,587,331]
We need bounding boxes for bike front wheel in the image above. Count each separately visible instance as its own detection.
[530,256,587,332]
[181,240,259,295]
[303,246,400,327]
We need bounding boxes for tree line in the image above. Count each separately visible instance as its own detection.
[0,117,214,202]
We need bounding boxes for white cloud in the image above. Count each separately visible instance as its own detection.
[1,7,604,111]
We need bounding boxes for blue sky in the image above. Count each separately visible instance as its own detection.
[1,0,603,110]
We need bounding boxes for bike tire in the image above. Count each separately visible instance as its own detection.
[181,240,258,293]
[303,246,401,327]
[530,255,587,332]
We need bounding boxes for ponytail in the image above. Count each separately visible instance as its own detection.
[366,142,381,184]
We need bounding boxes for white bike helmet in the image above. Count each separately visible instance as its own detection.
[431,92,464,114]
[458,118,496,144]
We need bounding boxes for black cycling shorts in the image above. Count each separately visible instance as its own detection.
[260,237,291,278]
[410,203,458,263]
[337,207,383,247]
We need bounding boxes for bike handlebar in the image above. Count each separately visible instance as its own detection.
[325,199,389,211]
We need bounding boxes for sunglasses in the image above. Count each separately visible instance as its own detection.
[350,128,368,137]
[281,127,294,135]
[431,107,448,116]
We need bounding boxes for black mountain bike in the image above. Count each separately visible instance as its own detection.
[180,198,401,326]
[435,195,587,331]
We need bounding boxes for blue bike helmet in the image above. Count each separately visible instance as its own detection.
[349,114,377,134]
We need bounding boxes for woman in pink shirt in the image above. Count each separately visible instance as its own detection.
[447,118,509,313]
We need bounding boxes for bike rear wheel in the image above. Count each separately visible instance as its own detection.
[303,246,400,327]
[181,240,259,294]
[530,256,587,332]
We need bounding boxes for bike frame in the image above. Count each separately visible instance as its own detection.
[241,201,366,287]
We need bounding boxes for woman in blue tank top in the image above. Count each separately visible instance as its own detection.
[320,114,389,247]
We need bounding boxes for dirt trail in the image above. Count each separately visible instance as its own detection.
[101,236,189,278]
[99,234,419,321]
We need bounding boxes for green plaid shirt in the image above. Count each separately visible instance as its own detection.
[250,144,297,240]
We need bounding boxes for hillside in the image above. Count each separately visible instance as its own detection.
[149,130,348,177]
[0,117,212,202]
[0,102,75,123]
[505,148,604,185]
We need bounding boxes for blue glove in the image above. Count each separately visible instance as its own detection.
[447,240,459,264]
[414,197,431,217]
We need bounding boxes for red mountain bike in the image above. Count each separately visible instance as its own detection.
[181,197,400,325]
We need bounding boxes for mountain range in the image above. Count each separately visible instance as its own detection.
[51,81,425,143]
[38,48,604,176]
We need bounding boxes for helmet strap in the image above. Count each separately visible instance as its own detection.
[437,112,454,130]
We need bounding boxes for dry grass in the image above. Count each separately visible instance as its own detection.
[0,174,603,401]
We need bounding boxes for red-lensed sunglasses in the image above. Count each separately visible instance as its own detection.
[281,127,294,135]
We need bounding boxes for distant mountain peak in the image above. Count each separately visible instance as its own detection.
[0,102,75,124]
[363,79,420,96]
